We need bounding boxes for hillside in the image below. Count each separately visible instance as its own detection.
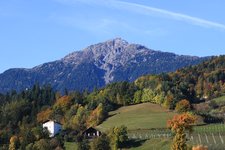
[117,55,225,130]
[0,55,225,150]
[97,103,176,131]
[0,38,207,93]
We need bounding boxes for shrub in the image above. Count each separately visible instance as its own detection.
[175,99,191,113]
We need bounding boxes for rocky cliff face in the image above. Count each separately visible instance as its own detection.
[0,38,208,93]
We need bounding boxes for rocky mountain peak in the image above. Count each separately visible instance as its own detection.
[106,37,129,47]
[0,38,209,93]
[62,38,127,61]
[62,38,137,66]
[84,38,129,55]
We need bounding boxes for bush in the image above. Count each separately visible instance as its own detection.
[77,139,90,150]
[175,99,191,113]
[91,134,110,150]
[108,125,128,150]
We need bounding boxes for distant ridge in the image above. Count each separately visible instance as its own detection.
[0,38,208,93]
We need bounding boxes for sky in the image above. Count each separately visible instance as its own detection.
[0,0,225,73]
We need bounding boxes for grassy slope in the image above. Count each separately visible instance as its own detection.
[98,103,176,131]
[65,103,174,150]
[65,139,172,150]
[65,142,77,150]
[129,139,171,150]
[65,103,225,149]
[212,95,225,104]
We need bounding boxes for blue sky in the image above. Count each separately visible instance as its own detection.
[0,0,225,73]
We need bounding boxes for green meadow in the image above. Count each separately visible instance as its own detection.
[97,103,176,131]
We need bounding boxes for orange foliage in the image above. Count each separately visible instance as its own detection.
[86,109,98,127]
[192,145,208,150]
[167,113,196,132]
[168,113,197,150]
[37,108,52,123]
[86,104,104,127]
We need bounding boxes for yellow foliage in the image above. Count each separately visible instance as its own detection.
[9,135,19,150]
[53,96,73,112]
[10,135,18,144]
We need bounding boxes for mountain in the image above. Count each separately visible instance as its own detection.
[0,38,208,93]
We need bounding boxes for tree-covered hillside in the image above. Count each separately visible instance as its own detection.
[134,55,225,107]
[0,55,224,149]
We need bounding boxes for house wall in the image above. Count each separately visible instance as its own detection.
[54,122,62,137]
[43,121,62,137]
[84,128,101,138]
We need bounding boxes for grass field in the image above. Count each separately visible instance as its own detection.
[211,95,225,104]
[65,142,77,150]
[97,103,177,131]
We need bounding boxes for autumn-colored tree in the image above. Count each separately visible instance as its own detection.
[50,96,74,123]
[36,108,52,123]
[163,92,174,109]
[167,113,196,150]
[67,106,88,131]
[53,95,73,113]
[86,103,106,127]
[153,93,165,105]
[175,99,191,113]
[108,125,128,150]
[9,135,19,150]
[141,88,156,103]
[195,77,204,98]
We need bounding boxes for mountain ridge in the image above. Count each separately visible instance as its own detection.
[0,38,208,93]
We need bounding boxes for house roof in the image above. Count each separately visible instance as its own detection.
[83,127,101,133]
[42,120,62,125]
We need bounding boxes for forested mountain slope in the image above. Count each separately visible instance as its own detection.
[0,38,207,93]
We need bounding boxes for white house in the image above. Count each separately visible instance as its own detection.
[42,120,62,137]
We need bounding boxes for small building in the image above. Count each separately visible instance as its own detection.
[83,127,102,139]
[42,120,62,137]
